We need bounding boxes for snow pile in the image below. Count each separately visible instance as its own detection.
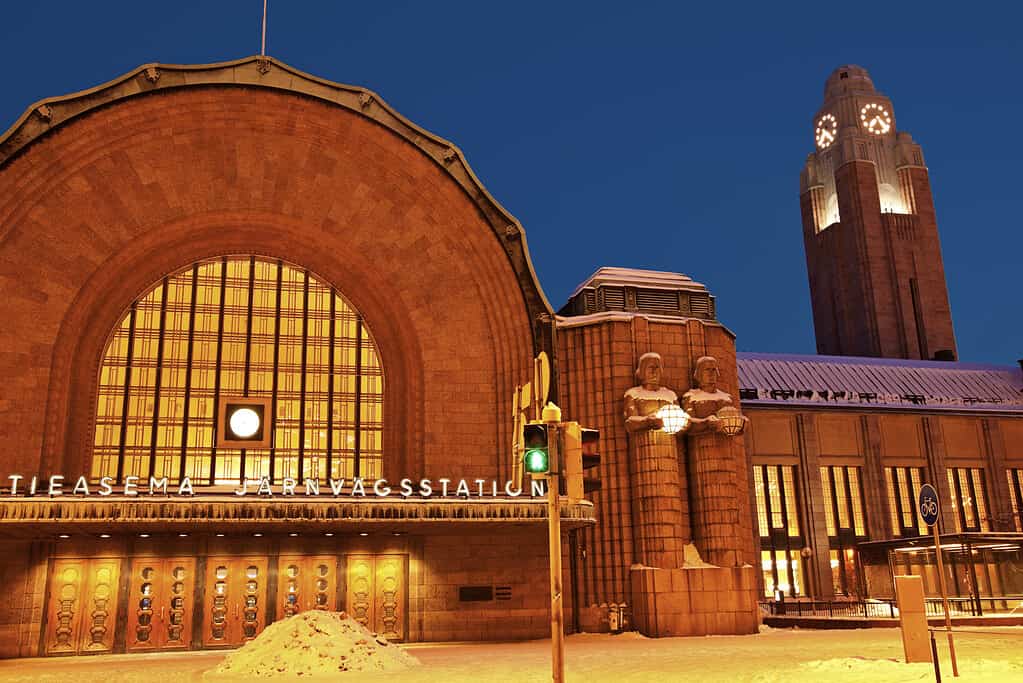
[751,655,1023,682]
[683,543,717,568]
[211,611,418,678]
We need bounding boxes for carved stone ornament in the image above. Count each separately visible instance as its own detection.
[257,58,272,75]
[442,148,458,164]
[358,92,374,109]
[504,224,520,240]
[144,67,160,83]
[34,105,53,122]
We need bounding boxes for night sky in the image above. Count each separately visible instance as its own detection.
[2,2,1019,364]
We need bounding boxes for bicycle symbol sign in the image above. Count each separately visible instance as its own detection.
[918,483,940,526]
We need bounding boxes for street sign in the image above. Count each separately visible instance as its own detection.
[918,483,940,527]
[918,482,959,677]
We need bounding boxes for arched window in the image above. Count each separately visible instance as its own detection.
[91,256,383,485]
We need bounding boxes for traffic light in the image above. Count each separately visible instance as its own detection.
[523,422,551,475]
[561,422,601,502]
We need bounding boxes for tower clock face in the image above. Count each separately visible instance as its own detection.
[860,103,891,135]
[815,114,837,149]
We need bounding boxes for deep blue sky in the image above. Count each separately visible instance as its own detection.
[1,2,1020,364]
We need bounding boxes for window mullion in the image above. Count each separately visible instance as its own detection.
[178,265,199,483]
[147,277,170,480]
[298,271,309,481]
[115,304,138,484]
[326,294,335,481]
[208,258,228,486]
[354,316,363,479]
[268,261,283,483]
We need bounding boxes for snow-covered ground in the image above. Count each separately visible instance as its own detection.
[1,626,1020,682]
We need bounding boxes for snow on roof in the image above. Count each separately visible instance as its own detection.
[737,352,1023,412]
[569,267,707,298]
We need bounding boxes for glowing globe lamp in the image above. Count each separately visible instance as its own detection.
[229,407,261,439]
[657,404,690,434]
[718,406,746,436]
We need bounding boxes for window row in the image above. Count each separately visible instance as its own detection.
[753,464,1023,598]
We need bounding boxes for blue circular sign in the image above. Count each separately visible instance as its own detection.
[918,483,940,526]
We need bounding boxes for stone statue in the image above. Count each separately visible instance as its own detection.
[622,352,688,568]
[682,356,748,436]
[623,352,678,433]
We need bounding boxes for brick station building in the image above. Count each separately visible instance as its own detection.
[0,58,1019,659]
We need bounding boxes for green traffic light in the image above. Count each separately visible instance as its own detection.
[524,448,549,474]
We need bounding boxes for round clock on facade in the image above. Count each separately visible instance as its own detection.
[860,103,891,135]
[815,114,837,149]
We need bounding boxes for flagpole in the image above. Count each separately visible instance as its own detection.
[260,0,268,56]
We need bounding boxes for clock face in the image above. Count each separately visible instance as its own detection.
[815,114,837,149]
[860,103,891,135]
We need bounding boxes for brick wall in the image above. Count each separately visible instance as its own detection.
[0,86,536,484]
[417,532,567,641]
[801,160,957,360]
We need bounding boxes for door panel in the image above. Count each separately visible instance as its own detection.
[45,558,121,655]
[345,555,406,642]
[278,556,336,618]
[347,556,375,631]
[374,556,405,642]
[204,557,268,647]
[45,560,87,655]
[126,558,195,651]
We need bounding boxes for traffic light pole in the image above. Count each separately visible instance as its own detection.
[546,430,565,683]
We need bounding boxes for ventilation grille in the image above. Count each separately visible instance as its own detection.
[495,586,512,601]
[635,289,679,312]
[458,586,494,602]
[689,294,711,316]
[601,287,626,311]
[583,291,597,314]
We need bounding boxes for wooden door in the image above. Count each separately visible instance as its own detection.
[45,558,121,655]
[204,557,268,647]
[126,558,195,651]
[345,555,406,642]
[278,556,337,619]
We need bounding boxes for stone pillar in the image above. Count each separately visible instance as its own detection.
[795,414,835,599]
[628,430,687,569]
[687,431,741,568]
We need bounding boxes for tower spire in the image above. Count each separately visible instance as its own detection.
[800,66,957,360]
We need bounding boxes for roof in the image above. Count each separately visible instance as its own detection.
[568,267,709,299]
[737,352,1023,413]
[0,55,554,320]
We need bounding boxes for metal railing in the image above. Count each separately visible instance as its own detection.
[760,595,1023,619]
[759,599,896,618]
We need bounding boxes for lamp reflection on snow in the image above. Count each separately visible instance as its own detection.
[657,404,690,434]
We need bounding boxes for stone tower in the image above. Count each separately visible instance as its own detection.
[800,65,957,360]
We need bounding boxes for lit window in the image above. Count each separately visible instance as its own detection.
[1008,470,1023,532]
[947,468,990,532]
[821,466,868,596]
[91,256,384,486]
[885,466,928,536]
[754,464,803,597]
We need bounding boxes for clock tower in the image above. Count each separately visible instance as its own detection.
[800,65,957,360]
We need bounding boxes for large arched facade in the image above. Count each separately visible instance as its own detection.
[0,58,597,657]
[0,58,551,485]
